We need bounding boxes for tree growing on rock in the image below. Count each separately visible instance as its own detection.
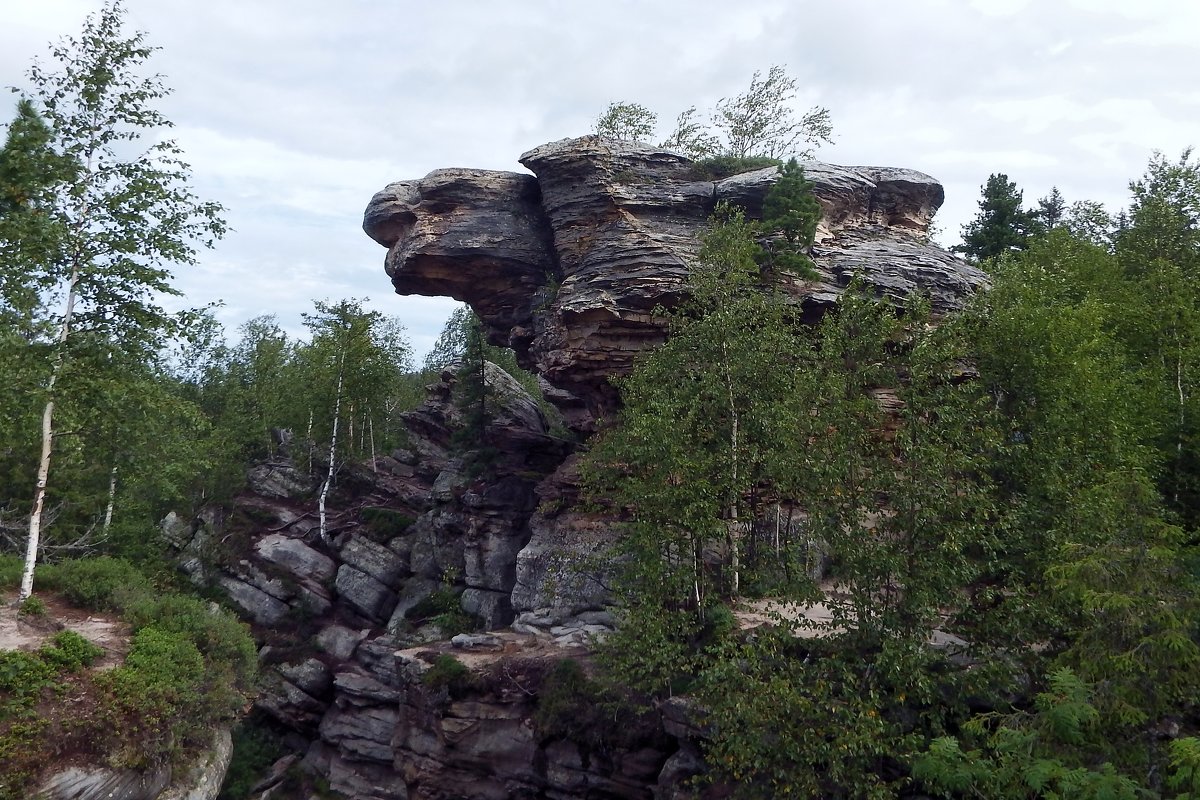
[9,1,227,601]
[594,65,833,162]
[593,102,657,142]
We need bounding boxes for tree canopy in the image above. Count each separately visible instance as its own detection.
[593,65,833,161]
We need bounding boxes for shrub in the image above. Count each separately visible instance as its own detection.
[16,595,46,617]
[217,720,286,800]
[0,650,55,705]
[0,555,22,590]
[122,594,257,689]
[422,654,473,694]
[407,588,461,620]
[533,659,605,746]
[360,507,415,539]
[40,630,104,672]
[687,155,782,181]
[38,557,153,611]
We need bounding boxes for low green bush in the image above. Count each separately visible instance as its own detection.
[122,594,257,688]
[360,507,415,539]
[16,595,46,617]
[533,659,605,746]
[217,720,287,800]
[37,557,153,611]
[0,650,56,706]
[422,653,473,694]
[0,559,258,797]
[687,155,783,181]
[407,588,460,620]
[40,630,104,672]
[0,555,22,590]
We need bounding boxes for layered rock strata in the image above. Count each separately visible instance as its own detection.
[364,136,986,431]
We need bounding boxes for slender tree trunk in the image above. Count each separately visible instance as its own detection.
[1175,333,1185,505]
[101,464,118,537]
[306,408,314,474]
[318,350,346,544]
[20,243,84,602]
[369,413,377,473]
[721,339,741,596]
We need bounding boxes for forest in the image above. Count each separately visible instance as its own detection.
[1,2,1200,799]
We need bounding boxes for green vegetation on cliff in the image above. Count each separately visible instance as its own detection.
[585,151,1200,798]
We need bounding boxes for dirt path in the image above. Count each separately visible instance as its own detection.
[0,591,129,668]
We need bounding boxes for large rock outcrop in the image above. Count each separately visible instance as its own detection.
[164,139,990,800]
[364,136,986,431]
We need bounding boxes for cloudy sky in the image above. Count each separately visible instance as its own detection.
[2,0,1196,360]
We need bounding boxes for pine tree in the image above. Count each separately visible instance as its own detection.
[0,98,73,336]
[759,157,820,278]
[954,173,1035,262]
[1033,186,1067,233]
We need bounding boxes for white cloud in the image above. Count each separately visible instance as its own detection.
[2,0,1196,359]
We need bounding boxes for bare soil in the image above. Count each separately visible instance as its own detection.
[0,590,129,668]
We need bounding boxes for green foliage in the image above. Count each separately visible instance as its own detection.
[0,0,229,589]
[686,155,782,181]
[758,158,820,278]
[121,593,258,689]
[710,66,834,160]
[217,720,287,800]
[954,173,1037,261]
[359,506,415,539]
[406,588,476,635]
[532,659,637,751]
[1169,738,1200,799]
[16,595,45,617]
[913,670,1144,800]
[0,557,19,589]
[593,102,657,142]
[37,556,153,611]
[422,653,473,694]
[697,637,925,799]
[602,65,833,161]
[41,630,104,671]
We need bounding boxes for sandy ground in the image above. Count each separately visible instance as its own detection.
[0,591,129,668]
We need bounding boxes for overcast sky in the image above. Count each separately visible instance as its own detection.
[2,0,1196,360]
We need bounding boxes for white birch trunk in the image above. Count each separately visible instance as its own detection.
[102,464,118,537]
[306,408,314,474]
[369,414,377,473]
[20,237,84,601]
[318,351,346,544]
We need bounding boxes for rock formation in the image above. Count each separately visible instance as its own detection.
[173,138,987,800]
[365,136,986,431]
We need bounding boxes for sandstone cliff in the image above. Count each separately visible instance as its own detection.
[365,136,986,432]
[180,138,986,800]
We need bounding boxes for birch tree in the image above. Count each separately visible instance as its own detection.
[11,1,226,600]
[299,300,412,540]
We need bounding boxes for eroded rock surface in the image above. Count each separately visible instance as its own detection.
[365,136,986,431]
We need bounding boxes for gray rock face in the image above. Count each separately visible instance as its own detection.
[365,168,556,342]
[34,729,231,800]
[365,135,985,432]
